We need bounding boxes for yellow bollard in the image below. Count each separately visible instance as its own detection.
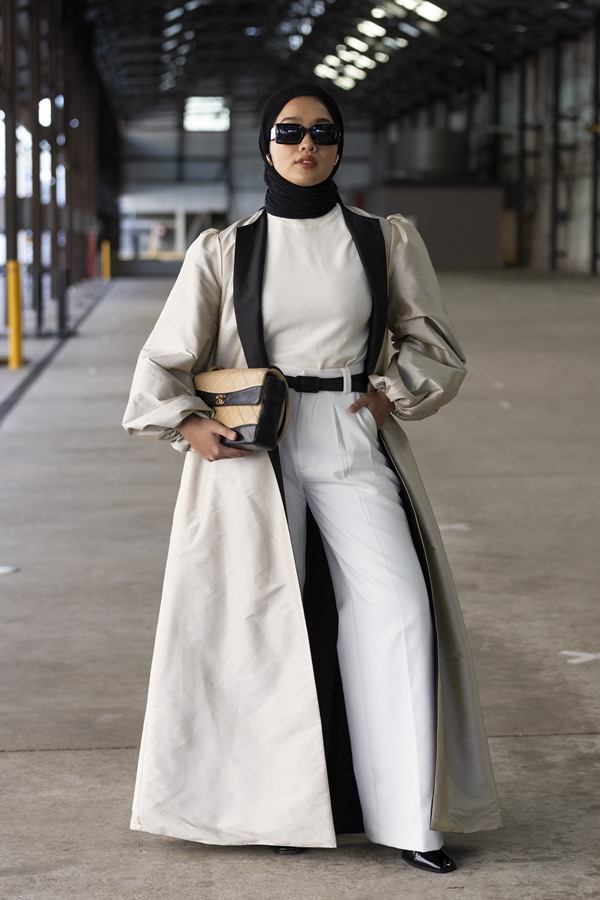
[100,240,111,280]
[7,260,23,370]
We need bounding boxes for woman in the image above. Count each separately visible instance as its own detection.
[123,83,501,874]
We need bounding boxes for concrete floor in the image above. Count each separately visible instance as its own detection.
[1,272,599,899]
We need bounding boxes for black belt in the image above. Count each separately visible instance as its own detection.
[284,373,367,393]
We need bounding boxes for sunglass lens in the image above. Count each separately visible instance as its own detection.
[274,124,304,143]
[312,124,341,144]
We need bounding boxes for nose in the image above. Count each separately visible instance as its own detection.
[300,129,316,152]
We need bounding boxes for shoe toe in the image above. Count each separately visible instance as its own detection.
[401,848,456,873]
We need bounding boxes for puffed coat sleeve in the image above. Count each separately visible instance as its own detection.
[122,228,222,451]
[369,214,467,421]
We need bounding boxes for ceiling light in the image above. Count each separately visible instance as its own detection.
[163,23,183,37]
[299,18,314,35]
[334,75,356,91]
[314,63,338,79]
[374,51,390,62]
[343,65,367,80]
[393,0,418,10]
[354,55,377,69]
[163,6,184,20]
[415,2,447,22]
[162,39,179,51]
[16,124,32,146]
[371,7,387,18]
[345,35,369,52]
[38,98,52,126]
[357,20,387,38]
[337,47,358,62]
[184,96,230,132]
[289,34,304,49]
[398,22,420,37]
[324,55,342,66]
[382,36,408,49]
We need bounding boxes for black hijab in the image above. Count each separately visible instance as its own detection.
[258,82,344,219]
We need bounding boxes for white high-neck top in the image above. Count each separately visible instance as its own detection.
[262,205,371,371]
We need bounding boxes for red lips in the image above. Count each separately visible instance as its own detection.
[297,156,317,168]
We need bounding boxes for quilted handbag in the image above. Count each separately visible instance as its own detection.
[193,367,290,451]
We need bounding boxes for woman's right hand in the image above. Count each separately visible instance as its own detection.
[177,415,254,461]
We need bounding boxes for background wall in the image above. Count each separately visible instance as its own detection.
[367,185,503,269]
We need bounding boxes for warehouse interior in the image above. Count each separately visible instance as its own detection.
[1,0,599,307]
[1,2,599,899]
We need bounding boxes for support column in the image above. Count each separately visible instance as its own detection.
[3,0,22,366]
[48,0,69,335]
[550,39,562,272]
[517,59,528,267]
[63,0,76,287]
[2,0,17,265]
[29,0,44,334]
[45,1,58,311]
[591,14,599,275]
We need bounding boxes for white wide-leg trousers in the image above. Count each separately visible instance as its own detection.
[278,366,442,853]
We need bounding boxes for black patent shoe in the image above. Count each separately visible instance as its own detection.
[401,848,456,873]
[272,846,306,855]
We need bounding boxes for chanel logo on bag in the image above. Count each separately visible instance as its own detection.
[215,394,226,405]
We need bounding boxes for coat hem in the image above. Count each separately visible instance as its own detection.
[431,811,503,833]
[130,819,338,848]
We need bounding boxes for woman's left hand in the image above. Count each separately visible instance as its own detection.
[348,390,395,429]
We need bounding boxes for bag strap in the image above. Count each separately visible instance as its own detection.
[267,367,291,444]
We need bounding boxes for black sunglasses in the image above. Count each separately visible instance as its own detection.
[270,123,342,145]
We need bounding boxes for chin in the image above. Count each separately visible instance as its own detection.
[290,170,326,187]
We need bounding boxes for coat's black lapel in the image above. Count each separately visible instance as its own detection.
[232,212,287,505]
[339,204,388,376]
[233,211,269,368]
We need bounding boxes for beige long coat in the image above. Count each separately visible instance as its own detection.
[123,207,502,847]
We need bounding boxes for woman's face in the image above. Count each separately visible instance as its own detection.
[268,95,339,187]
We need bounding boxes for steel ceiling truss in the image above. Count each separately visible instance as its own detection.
[78,0,600,121]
